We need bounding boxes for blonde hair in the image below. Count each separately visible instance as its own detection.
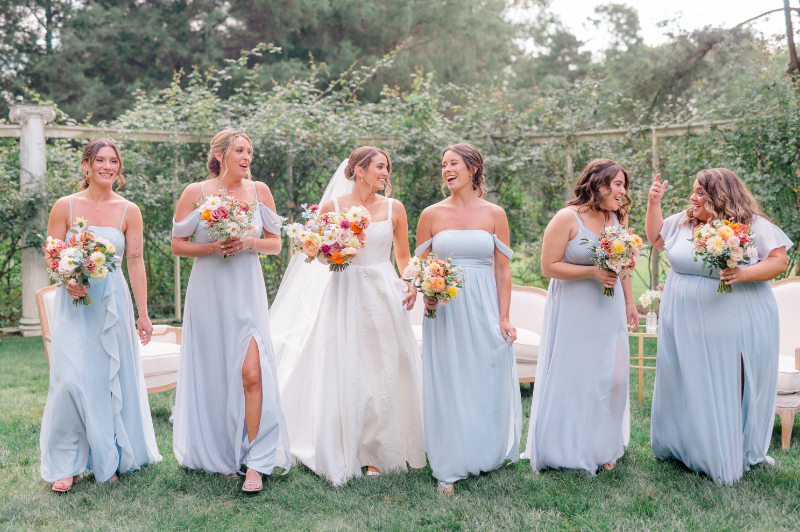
[441,143,487,198]
[682,168,769,226]
[344,146,392,196]
[207,130,253,180]
[80,138,125,190]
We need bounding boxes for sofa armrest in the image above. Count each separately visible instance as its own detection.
[796,347,800,371]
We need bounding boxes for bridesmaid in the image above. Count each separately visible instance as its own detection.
[522,159,637,474]
[415,143,522,495]
[41,138,161,491]
[171,130,290,492]
[647,168,792,484]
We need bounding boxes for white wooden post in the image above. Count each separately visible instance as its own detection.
[10,104,56,337]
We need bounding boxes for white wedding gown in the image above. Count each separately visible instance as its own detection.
[276,197,426,486]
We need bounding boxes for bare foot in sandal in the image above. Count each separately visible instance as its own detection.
[366,466,380,477]
[603,463,615,471]
[51,476,79,492]
[242,468,262,493]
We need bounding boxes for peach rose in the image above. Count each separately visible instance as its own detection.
[302,239,319,258]
[429,277,446,293]
[357,232,367,246]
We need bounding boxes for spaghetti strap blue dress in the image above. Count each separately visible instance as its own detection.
[40,197,162,483]
[171,182,291,476]
[416,230,521,488]
[522,209,630,473]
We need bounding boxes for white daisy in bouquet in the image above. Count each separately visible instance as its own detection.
[194,191,260,258]
[283,203,371,272]
[690,219,757,294]
[42,218,119,307]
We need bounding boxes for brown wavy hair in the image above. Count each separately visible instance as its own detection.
[207,130,253,180]
[344,146,393,196]
[441,143,487,198]
[566,158,631,222]
[681,168,769,227]
[80,138,125,190]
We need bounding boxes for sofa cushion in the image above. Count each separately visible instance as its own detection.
[776,392,800,409]
[139,341,180,377]
[513,328,540,362]
[777,356,800,395]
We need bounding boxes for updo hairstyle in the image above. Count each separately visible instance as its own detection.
[344,146,393,196]
[80,138,126,190]
[441,143,487,198]
[207,129,253,180]
[566,158,631,222]
[682,168,769,227]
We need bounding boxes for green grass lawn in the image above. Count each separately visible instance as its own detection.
[1,336,799,531]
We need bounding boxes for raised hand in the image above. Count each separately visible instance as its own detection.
[648,173,669,205]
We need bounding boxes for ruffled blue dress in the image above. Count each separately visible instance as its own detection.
[651,213,794,484]
[40,199,162,483]
[171,182,290,476]
[416,230,522,487]
[522,209,630,473]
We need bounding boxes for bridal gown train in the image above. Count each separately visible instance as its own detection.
[279,198,426,486]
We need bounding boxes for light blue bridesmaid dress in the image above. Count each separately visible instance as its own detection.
[651,213,794,484]
[171,182,290,476]
[40,197,162,483]
[416,230,522,488]
[522,209,630,473]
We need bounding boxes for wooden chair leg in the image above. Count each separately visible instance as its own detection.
[777,407,796,450]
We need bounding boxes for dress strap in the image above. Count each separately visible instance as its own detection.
[200,182,205,197]
[492,235,513,259]
[333,198,340,213]
[67,195,73,225]
[252,181,258,203]
[119,202,131,231]
[415,238,433,256]
[569,208,585,228]
[387,198,393,221]
[612,212,619,226]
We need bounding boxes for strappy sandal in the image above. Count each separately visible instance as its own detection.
[51,476,79,492]
[436,485,454,496]
[366,467,380,478]
[603,463,615,471]
[242,469,262,493]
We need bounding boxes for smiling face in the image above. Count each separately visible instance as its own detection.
[441,150,473,194]
[216,136,252,180]
[599,170,627,212]
[81,146,121,189]
[690,179,709,221]
[355,153,390,190]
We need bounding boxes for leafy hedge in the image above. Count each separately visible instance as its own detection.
[0,47,797,325]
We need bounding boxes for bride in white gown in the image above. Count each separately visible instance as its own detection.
[270,147,426,485]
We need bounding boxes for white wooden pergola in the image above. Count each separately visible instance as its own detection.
[3,103,734,336]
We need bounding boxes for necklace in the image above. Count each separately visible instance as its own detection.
[216,177,244,194]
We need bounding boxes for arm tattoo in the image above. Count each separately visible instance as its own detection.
[128,236,143,259]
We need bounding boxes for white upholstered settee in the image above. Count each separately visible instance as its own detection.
[772,277,800,450]
[408,284,546,383]
[35,284,181,395]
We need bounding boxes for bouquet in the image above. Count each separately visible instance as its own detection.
[42,217,119,307]
[639,287,663,311]
[581,225,645,297]
[195,191,258,258]
[690,219,757,294]
[403,254,465,319]
[283,203,371,272]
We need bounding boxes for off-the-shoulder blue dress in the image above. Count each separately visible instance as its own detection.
[651,213,794,484]
[416,230,522,488]
[522,209,630,473]
[40,198,162,483]
[171,182,290,476]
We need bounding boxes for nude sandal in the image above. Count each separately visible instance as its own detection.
[51,476,79,492]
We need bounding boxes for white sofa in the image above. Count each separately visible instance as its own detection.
[36,284,181,395]
[408,284,546,383]
[772,277,800,449]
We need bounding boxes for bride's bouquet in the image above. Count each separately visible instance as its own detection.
[403,254,465,319]
[42,217,119,306]
[581,225,644,297]
[284,203,371,272]
[195,191,258,258]
[691,219,757,293]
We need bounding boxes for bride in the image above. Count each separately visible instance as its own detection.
[271,147,426,485]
